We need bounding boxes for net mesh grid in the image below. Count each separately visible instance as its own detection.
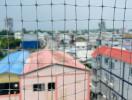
[0,0,132,100]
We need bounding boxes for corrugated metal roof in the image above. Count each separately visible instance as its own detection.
[24,49,86,73]
[92,46,132,64]
[23,34,38,41]
[0,50,30,75]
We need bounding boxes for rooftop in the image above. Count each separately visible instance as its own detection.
[24,49,86,74]
[92,46,132,64]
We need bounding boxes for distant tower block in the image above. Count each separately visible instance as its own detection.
[5,18,13,32]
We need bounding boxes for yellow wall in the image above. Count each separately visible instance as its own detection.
[0,73,19,83]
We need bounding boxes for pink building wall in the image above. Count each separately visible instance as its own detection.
[20,65,90,100]
[0,94,19,100]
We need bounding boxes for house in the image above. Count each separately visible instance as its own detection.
[123,38,132,50]
[21,34,40,49]
[14,32,23,39]
[20,49,90,100]
[56,33,71,45]
[0,50,29,100]
[59,42,93,64]
[76,42,88,50]
[122,34,132,50]
[75,42,93,62]
[38,32,49,40]
[91,46,132,100]
[38,32,48,47]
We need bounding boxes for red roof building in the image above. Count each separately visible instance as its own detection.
[92,46,132,64]
[91,46,132,100]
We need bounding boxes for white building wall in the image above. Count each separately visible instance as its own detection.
[92,55,132,100]
[14,32,22,39]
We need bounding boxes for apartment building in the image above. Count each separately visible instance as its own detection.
[91,46,132,100]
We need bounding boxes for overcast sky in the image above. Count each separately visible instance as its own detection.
[0,0,132,31]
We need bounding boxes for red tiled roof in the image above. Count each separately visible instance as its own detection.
[92,46,132,64]
[24,49,86,73]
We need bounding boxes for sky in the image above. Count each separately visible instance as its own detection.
[0,0,132,31]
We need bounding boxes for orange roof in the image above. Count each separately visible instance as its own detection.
[24,49,86,73]
[92,46,132,64]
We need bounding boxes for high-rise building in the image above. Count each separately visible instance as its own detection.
[5,18,13,32]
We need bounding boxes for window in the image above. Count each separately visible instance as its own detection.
[104,57,109,65]
[77,46,80,49]
[93,69,97,76]
[0,82,19,95]
[112,93,118,100]
[110,76,114,84]
[33,84,45,91]
[115,59,117,62]
[96,56,101,62]
[48,82,55,91]
[129,67,132,76]
[82,46,85,49]
[109,61,114,69]
[92,81,97,87]
[105,73,109,80]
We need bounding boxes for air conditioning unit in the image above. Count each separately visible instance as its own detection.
[108,82,113,88]
[102,94,107,99]
[103,78,107,83]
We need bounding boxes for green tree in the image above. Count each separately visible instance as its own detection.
[0,30,13,35]
[0,37,21,49]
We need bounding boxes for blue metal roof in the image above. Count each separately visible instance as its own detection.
[0,50,30,75]
[21,41,40,49]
